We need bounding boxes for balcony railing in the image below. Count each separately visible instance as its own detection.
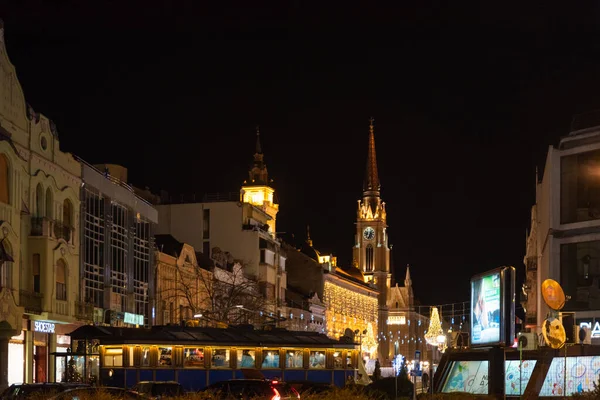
[19,290,43,314]
[74,300,94,321]
[53,221,72,243]
[54,299,69,316]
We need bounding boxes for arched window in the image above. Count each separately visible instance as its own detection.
[56,259,67,301]
[62,199,72,227]
[0,154,9,204]
[36,183,44,217]
[0,239,13,289]
[366,244,374,272]
[45,188,53,219]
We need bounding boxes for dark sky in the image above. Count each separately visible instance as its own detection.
[3,2,600,306]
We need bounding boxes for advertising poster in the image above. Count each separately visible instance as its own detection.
[442,360,489,394]
[471,271,501,345]
[539,356,600,396]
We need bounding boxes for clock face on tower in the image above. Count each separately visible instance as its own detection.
[363,227,375,241]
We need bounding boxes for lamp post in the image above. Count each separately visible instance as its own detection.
[354,329,367,361]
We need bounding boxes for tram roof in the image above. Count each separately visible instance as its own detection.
[68,325,355,349]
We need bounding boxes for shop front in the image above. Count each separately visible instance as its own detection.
[7,317,78,385]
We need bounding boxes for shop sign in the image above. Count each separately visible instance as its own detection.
[124,312,144,325]
[34,321,55,334]
[579,322,600,338]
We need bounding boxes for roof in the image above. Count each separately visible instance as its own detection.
[154,234,184,257]
[68,325,354,349]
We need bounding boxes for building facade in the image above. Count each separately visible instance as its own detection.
[79,163,158,328]
[524,116,600,337]
[154,130,287,316]
[0,21,83,388]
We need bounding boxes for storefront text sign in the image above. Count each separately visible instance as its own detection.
[34,321,55,333]
[124,312,144,325]
[579,322,600,338]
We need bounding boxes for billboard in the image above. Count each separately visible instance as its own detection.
[470,266,515,347]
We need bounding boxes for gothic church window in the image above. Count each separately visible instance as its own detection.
[45,188,53,219]
[366,244,374,272]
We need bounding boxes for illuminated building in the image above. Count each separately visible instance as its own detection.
[79,163,157,328]
[153,128,286,315]
[0,21,83,388]
[524,113,600,335]
[154,235,212,325]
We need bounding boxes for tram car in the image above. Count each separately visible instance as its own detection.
[61,324,359,391]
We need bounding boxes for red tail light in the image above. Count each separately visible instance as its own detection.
[291,387,301,399]
[271,387,281,400]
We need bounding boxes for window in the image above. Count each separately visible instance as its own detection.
[561,150,600,224]
[333,351,343,369]
[104,347,123,367]
[33,254,40,293]
[140,346,151,367]
[83,190,105,307]
[36,183,44,217]
[133,218,150,326]
[261,350,279,368]
[285,350,303,368]
[366,245,374,272]
[237,349,255,368]
[211,348,230,368]
[260,249,265,264]
[0,154,9,204]
[203,209,210,239]
[561,240,600,311]
[56,259,67,301]
[158,347,172,366]
[309,351,326,369]
[183,347,204,367]
[0,239,13,288]
[45,188,53,219]
[62,199,73,227]
[111,203,128,308]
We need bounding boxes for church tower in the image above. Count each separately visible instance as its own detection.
[241,127,279,233]
[353,118,391,306]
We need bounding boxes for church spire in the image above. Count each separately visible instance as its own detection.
[363,117,380,195]
[405,264,412,287]
[255,125,262,154]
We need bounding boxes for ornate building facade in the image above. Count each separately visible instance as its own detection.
[0,21,83,388]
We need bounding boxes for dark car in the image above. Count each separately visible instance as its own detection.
[0,383,89,399]
[285,381,333,395]
[204,379,300,400]
[130,381,184,399]
[48,387,141,400]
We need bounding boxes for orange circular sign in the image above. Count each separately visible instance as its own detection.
[541,279,566,310]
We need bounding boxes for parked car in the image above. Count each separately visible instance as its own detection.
[48,387,141,400]
[203,379,300,400]
[285,381,333,395]
[0,383,89,399]
[129,381,184,399]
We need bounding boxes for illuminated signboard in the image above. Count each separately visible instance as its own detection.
[442,360,489,394]
[387,315,406,325]
[539,356,600,396]
[579,322,600,338]
[124,312,144,326]
[470,266,515,347]
[34,321,55,333]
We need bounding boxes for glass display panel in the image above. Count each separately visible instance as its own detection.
[539,356,600,396]
[183,347,204,367]
[441,360,489,394]
[286,350,303,368]
[238,349,256,368]
[471,272,501,345]
[261,350,280,368]
[158,347,172,366]
[333,351,343,369]
[211,349,230,368]
[505,360,537,396]
[309,351,326,369]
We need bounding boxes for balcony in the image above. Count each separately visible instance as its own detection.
[74,300,94,321]
[19,290,43,314]
[53,221,72,243]
[30,217,53,237]
[54,299,69,316]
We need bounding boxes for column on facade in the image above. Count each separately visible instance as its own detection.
[48,333,56,383]
[24,329,33,383]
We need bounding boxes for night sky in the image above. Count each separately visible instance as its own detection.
[3,2,600,306]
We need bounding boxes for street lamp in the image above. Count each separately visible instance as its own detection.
[354,329,367,360]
